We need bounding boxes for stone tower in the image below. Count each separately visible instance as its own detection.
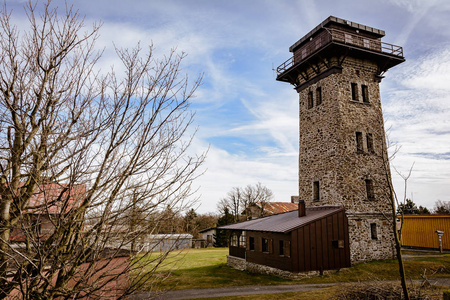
[277,16,404,263]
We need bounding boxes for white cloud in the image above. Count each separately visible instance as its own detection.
[384,47,450,210]
[193,142,298,213]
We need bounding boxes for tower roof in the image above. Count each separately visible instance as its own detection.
[289,16,385,52]
[276,16,404,86]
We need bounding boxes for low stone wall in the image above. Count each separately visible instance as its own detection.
[226,255,336,279]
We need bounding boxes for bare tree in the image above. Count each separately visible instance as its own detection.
[217,183,273,222]
[380,133,412,300]
[217,187,243,223]
[0,1,205,299]
[241,182,273,219]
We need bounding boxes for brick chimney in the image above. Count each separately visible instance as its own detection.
[298,200,306,217]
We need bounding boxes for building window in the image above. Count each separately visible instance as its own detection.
[362,85,369,103]
[351,83,358,101]
[285,241,291,257]
[365,179,375,201]
[262,238,269,253]
[356,132,363,153]
[308,91,314,109]
[279,240,284,256]
[249,237,255,251]
[315,38,322,49]
[313,181,320,201]
[316,87,322,105]
[363,39,370,49]
[239,232,246,248]
[366,133,374,153]
[345,33,352,44]
[371,223,378,239]
[301,48,307,59]
[231,233,238,247]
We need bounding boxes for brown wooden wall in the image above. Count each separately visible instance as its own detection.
[291,210,350,272]
[229,210,351,273]
[244,231,293,272]
[401,215,450,250]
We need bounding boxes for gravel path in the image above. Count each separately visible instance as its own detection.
[129,283,338,299]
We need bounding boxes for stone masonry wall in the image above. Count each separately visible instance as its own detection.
[226,255,336,279]
[296,56,395,263]
[347,214,395,262]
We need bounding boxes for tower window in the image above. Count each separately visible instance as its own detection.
[365,179,375,201]
[308,91,314,109]
[366,133,374,153]
[313,181,320,201]
[362,85,369,103]
[370,223,378,240]
[351,83,359,101]
[316,87,322,105]
[356,132,363,153]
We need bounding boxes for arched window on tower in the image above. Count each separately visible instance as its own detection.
[356,132,363,153]
[362,85,369,103]
[313,181,320,201]
[366,133,374,153]
[316,87,322,105]
[365,179,375,201]
[308,91,314,109]
[351,83,359,101]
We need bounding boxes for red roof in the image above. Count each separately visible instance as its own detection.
[254,202,299,214]
[26,183,85,214]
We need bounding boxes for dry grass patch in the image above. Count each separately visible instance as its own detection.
[330,282,444,300]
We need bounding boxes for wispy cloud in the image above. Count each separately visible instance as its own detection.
[8,0,449,212]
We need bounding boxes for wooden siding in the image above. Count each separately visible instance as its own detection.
[245,232,293,272]
[229,246,246,259]
[401,215,450,250]
[291,210,350,272]
[233,209,351,274]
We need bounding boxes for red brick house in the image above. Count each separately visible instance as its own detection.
[10,183,85,242]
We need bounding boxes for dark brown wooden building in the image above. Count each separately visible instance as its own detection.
[219,202,351,273]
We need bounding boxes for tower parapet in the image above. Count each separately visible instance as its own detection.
[277,16,404,90]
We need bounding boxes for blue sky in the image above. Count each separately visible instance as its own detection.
[7,0,450,213]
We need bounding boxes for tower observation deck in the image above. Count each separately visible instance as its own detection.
[276,16,404,91]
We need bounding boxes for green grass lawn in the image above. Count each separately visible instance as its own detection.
[137,247,450,293]
[140,248,291,290]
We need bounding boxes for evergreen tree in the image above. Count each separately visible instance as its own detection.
[213,207,234,247]
[397,199,419,215]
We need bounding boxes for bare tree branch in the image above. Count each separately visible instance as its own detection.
[0,1,205,298]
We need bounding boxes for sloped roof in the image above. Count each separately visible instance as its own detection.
[26,183,85,214]
[255,202,299,214]
[199,227,216,233]
[219,206,344,233]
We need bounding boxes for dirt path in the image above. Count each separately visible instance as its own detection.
[130,283,338,299]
